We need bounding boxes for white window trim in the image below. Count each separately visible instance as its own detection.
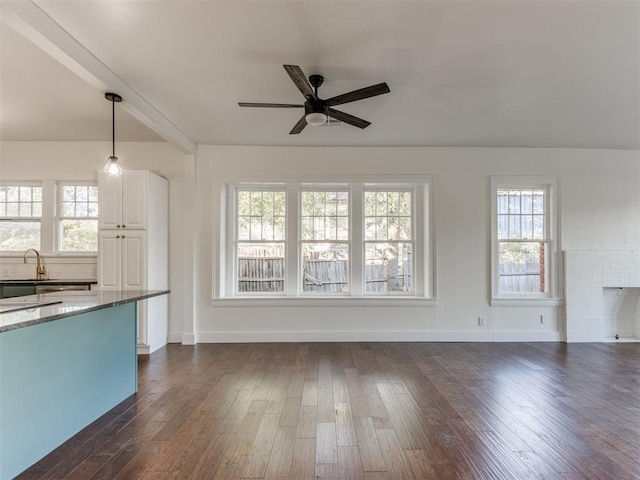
[212,174,436,306]
[490,176,562,306]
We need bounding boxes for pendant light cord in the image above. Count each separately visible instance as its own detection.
[111,98,116,157]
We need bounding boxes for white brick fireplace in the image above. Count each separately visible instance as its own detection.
[565,250,640,342]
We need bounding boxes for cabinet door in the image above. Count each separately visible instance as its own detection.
[121,231,146,289]
[98,232,122,289]
[98,172,123,229]
[122,171,147,229]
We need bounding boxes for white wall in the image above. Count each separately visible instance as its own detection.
[2,143,639,343]
[195,146,640,342]
[0,141,188,339]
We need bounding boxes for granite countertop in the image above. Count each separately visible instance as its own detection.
[0,279,97,285]
[0,289,169,333]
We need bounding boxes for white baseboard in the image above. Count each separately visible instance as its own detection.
[191,330,563,343]
[137,343,150,354]
[168,331,184,343]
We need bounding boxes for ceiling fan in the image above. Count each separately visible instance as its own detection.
[238,65,390,134]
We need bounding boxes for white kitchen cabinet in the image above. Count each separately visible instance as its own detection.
[98,170,148,230]
[98,231,146,290]
[98,170,168,354]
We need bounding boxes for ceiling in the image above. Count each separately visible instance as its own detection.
[1,0,639,150]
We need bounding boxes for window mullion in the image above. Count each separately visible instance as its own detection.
[351,185,363,295]
[286,186,299,295]
[41,180,56,254]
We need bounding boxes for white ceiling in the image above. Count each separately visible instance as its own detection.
[1,0,639,149]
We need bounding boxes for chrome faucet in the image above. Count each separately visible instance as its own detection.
[23,248,46,280]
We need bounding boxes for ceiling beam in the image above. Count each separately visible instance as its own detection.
[1,0,197,154]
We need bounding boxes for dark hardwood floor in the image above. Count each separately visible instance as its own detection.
[16,342,640,480]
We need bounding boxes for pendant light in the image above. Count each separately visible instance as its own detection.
[103,92,123,177]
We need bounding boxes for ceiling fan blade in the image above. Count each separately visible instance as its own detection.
[283,65,317,101]
[289,115,308,134]
[238,102,304,108]
[327,108,371,129]
[325,82,390,107]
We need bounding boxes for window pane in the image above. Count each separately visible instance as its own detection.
[250,217,262,240]
[364,192,375,216]
[62,202,75,217]
[19,187,32,202]
[60,219,98,252]
[365,242,413,293]
[237,191,250,216]
[365,190,412,242]
[76,187,88,202]
[32,188,42,202]
[521,215,533,239]
[302,243,349,293]
[7,187,18,202]
[398,192,412,216]
[499,241,546,294]
[237,243,285,293]
[59,184,97,219]
[88,186,98,203]
[398,217,412,240]
[19,203,32,217]
[533,215,545,239]
[521,191,533,214]
[376,217,388,240]
[0,186,42,219]
[6,203,18,217]
[497,191,509,214]
[238,190,285,242]
[508,192,520,214]
[63,186,75,202]
[497,188,546,241]
[533,191,544,213]
[336,216,349,241]
[76,203,88,217]
[0,221,40,251]
[301,190,348,241]
[375,192,388,216]
[497,214,509,239]
[238,216,250,240]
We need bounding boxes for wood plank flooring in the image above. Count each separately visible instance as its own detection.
[16,342,640,480]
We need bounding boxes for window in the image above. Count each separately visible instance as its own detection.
[301,190,349,293]
[491,177,560,304]
[236,189,286,293]
[0,181,98,255]
[0,185,42,252]
[59,184,99,252]
[223,180,432,300]
[364,190,413,293]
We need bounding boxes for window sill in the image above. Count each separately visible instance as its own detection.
[211,296,437,308]
[491,297,564,307]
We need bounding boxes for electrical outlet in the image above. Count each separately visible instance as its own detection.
[540,314,546,324]
[478,316,485,327]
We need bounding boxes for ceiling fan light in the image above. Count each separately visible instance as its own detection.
[104,155,123,176]
[305,112,327,126]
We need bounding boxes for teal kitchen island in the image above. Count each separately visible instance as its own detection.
[0,289,169,480]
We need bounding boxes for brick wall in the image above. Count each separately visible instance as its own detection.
[564,250,640,342]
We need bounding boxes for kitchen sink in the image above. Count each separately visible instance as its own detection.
[0,301,63,314]
[2,279,59,283]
